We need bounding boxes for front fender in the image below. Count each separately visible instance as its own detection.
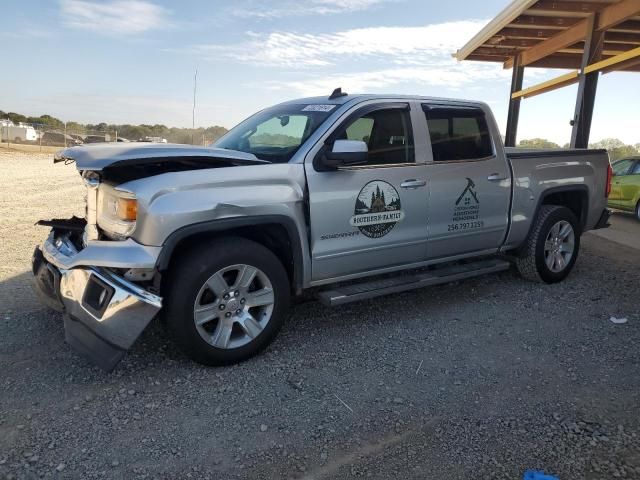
[155,214,308,292]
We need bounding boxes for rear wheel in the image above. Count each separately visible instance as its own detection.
[164,237,290,366]
[516,205,580,283]
[635,201,640,222]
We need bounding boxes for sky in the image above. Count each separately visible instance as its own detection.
[1,0,638,145]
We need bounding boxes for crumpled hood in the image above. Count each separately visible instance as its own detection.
[54,142,265,171]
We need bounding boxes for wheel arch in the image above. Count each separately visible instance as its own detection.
[541,186,588,229]
[515,185,588,252]
[156,215,305,294]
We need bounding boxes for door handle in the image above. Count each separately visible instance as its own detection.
[487,173,507,181]
[400,179,427,189]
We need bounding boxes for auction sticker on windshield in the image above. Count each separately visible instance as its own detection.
[302,105,336,112]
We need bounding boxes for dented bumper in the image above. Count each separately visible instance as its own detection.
[32,232,162,371]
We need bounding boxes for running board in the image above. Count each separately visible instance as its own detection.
[317,259,510,307]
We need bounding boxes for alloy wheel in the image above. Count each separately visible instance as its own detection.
[543,220,575,273]
[193,264,275,349]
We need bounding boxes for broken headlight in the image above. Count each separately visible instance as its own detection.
[97,185,137,239]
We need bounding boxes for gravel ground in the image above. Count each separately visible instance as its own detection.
[1,151,639,480]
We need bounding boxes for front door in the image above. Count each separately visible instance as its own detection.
[610,159,639,209]
[305,103,429,282]
[420,104,511,259]
[618,161,640,210]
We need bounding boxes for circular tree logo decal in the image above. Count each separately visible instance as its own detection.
[350,180,404,238]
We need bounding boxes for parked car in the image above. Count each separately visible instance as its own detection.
[84,134,111,144]
[139,136,168,143]
[32,92,612,371]
[608,157,640,220]
[41,131,82,146]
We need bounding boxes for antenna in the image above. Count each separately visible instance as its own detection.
[329,87,347,100]
[192,67,198,144]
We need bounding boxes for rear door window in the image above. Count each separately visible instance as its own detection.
[613,159,633,176]
[422,105,493,162]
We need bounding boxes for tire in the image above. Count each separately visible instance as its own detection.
[516,205,581,284]
[635,201,640,222]
[164,237,290,366]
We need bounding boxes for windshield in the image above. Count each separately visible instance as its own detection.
[214,104,336,163]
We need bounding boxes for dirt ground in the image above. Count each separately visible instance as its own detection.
[1,151,639,479]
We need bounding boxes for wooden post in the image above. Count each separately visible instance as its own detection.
[505,54,524,147]
[570,14,604,148]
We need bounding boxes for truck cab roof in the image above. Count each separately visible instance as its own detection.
[276,92,490,110]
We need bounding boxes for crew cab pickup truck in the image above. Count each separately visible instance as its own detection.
[32,91,612,371]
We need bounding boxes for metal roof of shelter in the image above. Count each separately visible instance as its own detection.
[455,0,640,147]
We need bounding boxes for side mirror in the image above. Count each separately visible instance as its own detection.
[322,140,368,168]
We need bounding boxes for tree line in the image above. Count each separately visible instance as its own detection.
[2,109,638,158]
[518,138,640,161]
[0,110,228,145]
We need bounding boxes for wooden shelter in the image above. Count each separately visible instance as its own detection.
[455,0,640,147]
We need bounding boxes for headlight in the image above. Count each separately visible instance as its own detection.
[97,185,137,239]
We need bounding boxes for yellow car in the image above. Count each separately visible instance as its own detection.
[608,157,640,221]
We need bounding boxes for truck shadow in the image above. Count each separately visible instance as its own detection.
[0,266,521,376]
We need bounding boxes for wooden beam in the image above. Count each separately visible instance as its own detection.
[583,44,640,72]
[505,19,589,68]
[511,71,580,99]
[466,54,509,62]
[505,0,640,68]
[499,27,564,39]
[571,40,637,49]
[528,1,608,14]
[604,31,640,43]
[609,19,640,32]
[601,54,640,72]
[528,53,585,68]
[510,15,582,29]
[597,0,640,30]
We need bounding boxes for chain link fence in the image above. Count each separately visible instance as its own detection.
[1,125,117,151]
[1,122,227,152]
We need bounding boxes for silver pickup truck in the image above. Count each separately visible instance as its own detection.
[32,91,612,371]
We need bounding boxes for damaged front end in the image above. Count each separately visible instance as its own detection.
[32,227,162,371]
[33,159,164,371]
[34,143,264,370]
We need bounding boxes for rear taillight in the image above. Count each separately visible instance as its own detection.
[605,164,613,198]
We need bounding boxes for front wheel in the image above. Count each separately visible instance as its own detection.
[164,237,290,366]
[516,205,581,284]
[635,201,640,222]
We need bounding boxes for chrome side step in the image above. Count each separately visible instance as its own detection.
[317,259,510,307]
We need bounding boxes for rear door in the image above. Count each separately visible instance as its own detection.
[617,160,640,210]
[419,103,511,259]
[305,101,430,282]
[609,159,634,206]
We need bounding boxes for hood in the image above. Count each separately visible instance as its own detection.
[54,142,266,171]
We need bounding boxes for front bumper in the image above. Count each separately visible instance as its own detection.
[32,232,162,371]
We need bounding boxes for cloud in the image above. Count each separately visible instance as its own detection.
[261,64,513,97]
[60,0,169,34]
[230,0,391,18]
[180,20,553,96]
[186,21,489,68]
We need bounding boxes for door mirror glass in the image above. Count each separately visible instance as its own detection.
[322,140,368,168]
